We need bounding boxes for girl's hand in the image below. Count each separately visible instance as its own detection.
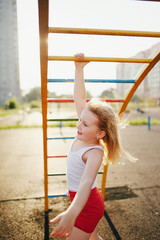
[50,211,75,238]
[74,53,89,68]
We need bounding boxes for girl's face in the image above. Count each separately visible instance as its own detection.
[76,108,101,144]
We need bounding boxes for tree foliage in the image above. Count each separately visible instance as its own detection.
[23,87,41,102]
[100,88,115,98]
[5,97,18,109]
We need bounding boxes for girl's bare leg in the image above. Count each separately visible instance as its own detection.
[89,226,103,240]
[67,227,91,240]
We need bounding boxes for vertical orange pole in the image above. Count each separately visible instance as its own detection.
[38,0,49,212]
[101,161,109,198]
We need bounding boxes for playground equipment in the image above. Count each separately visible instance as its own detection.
[38,0,160,238]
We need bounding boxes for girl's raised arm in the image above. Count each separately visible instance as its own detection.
[74,53,89,118]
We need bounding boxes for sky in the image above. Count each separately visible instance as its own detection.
[16,0,160,96]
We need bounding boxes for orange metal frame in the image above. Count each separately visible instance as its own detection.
[49,27,160,38]
[48,56,152,63]
[38,0,49,212]
[119,49,160,116]
[38,0,160,216]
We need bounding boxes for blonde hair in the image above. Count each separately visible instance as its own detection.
[87,98,136,165]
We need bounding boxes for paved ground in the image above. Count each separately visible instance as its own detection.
[0,125,160,240]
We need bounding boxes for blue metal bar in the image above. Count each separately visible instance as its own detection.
[148,116,151,130]
[47,137,75,140]
[48,193,68,198]
[48,78,135,83]
[48,186,102,198]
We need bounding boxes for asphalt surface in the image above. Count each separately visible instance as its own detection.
[0,125,160,240]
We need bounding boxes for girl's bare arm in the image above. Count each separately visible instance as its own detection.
[67,148,103,216]
[50,148,103,238]
[74,53,89,118]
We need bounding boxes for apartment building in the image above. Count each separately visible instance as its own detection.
[0,0,21,106]
[116,42,160,102]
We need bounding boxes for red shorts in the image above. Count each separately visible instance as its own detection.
[69,187,104,233]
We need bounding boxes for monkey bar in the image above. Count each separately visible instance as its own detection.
[49,27,160,38]
[38,0,160,239]
[48,78,135,83]
[48,56,152,63]
[47,98,124,103]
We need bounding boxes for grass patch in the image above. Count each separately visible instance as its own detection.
[0,125,42,130]
[0,122,77,129]
[0,119,160,130]
[128,118,160,125]
[0,109,18,117]
[0,112,9,117]
[48,121,77,128]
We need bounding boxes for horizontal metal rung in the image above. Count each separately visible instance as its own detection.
[48,155,67,158]
[47,118,78,122]
[48,187,102,198]
[47,137,75,140]
[48,98,74,103]
[48,78,136,83]
[49,27,160,38]
[48,171,103,176]
[48,173,66,176]
[48,56,151,63]
[48,193,68,198]
[47,98,124,103]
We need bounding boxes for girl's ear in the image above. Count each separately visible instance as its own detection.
[97,131,106,140]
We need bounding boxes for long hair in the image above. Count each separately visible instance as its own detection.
[87,98,137,165]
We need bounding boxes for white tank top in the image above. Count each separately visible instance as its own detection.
[67,142,103,192]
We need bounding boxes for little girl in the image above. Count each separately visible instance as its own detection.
[50,53,132,239]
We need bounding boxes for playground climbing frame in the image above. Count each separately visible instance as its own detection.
[38,1,160,236]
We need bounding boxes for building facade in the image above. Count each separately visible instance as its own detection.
[0,0,21,106]
[116,42,160,102]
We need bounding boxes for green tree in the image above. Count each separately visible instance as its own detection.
[23,87,41,102]
[30,100,40,108]
[5,97,18,109]
[100,88,115,98]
